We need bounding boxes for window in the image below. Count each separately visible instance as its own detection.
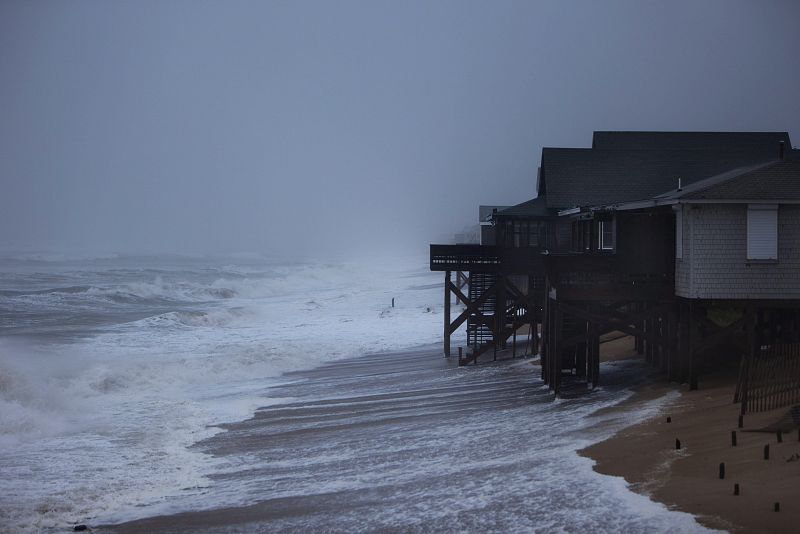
[675,208,683,259]
[528,222,539,247]
[598,219,615,251]
[504,220,514,248]
[747,204,778,260]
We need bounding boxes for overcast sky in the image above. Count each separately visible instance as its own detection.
[1,0,799,259]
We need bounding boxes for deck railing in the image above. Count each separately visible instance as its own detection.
[429,244,500,272]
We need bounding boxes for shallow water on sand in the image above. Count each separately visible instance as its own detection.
[109,348,715,533]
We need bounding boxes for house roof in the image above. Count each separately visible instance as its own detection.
[592,131,791,152]
[495,196,554,218]
[539,147,778,209]
[601,158,800,211]
[676,159,800,201]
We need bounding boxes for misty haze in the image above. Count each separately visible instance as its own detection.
[1,1,799,532]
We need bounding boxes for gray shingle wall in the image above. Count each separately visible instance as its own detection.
[675,204,691,296]
[675,204,800,299]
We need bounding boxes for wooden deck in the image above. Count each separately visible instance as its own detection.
[429,244,499,272]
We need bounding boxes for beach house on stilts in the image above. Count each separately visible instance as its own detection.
[432,131,800,408]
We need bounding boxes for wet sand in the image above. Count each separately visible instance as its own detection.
[583,371,800,533]
[98,341,707,534]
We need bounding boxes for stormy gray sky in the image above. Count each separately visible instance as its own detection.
[1,0,799,259]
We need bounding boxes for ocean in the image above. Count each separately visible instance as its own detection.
[0,254,712,532]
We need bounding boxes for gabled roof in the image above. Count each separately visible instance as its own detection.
[592,131,791,152]
[540,147,777,209]
[677,159,800,201]
[495,196,555,218]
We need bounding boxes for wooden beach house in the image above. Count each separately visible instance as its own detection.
[432,131,800,410]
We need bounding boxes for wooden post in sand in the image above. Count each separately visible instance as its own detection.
[667,307,678,381]
[539,279,553,384]
[496,274,506,354]
[553,304,564,395]
[575,310,588,380]
[645,317,654,364]
[688,303,699,390]
[588,323,600,389]
[741,306,757,414]
[444,271,451,358]
[635,302,645,355]
[512,327,517,358]
[678,302,691,383]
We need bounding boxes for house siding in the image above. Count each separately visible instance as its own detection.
[675,204,800,299]
[674,204,691,297]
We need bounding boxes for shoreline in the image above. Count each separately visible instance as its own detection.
[95,334,800,533]
[96,339,707,533]
[582,368,800,533]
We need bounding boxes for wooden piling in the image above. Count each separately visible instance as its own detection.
[512,328,517,358]
[444,271,451,358]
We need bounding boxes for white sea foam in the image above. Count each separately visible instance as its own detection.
[0,257,714,533]
[0,257,452,530]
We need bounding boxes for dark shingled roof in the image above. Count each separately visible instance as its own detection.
[539,147,780,209]
[592,131,791,152]
[495,196,554,218]
[675,159,800,201]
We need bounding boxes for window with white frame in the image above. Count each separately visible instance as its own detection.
[746,204,778,260]
[598,219,615,251]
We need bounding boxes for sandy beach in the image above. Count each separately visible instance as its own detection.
[583,364,800,533]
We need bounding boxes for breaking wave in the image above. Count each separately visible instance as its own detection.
[0,256,447,530]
